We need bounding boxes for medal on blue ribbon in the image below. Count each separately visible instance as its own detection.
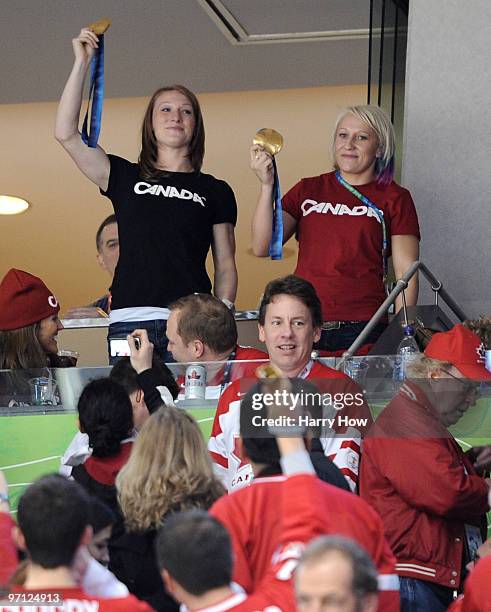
[253,128,284,260]
[81,18,111,148]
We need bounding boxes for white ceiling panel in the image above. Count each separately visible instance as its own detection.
[216,0,370,35]
[0,0,371,104]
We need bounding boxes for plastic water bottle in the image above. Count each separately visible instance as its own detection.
[393,325,420,381]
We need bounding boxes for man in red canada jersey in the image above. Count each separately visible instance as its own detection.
[210,379,399,611]
[209,275,371,491]
[158,432,360,612]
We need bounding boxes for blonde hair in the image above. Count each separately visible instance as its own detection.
[405,355,453,379]
[116,406,225,532]
[331,105,395,185]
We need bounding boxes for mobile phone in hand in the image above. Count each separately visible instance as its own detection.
[109,336,140,357]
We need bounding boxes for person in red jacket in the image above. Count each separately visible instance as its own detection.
[360,324,491,611]
[3,474,151,611]
[157,435,369,612]
[210,379,399,612]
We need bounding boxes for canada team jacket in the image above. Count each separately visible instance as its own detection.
[211,473,400,611]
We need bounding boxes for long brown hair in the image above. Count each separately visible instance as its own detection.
[116,406,224,532]
[138,84,205,180]
[0,324,48,369]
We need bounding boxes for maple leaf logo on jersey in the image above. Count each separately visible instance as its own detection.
[476,342,486,364]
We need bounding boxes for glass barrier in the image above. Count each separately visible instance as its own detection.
[0,366,112,415]
[1,356,490,413]
[1,356,490,512]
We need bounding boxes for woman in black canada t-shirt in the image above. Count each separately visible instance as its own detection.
[56,27,238,363]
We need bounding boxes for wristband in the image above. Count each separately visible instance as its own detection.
[280,449,315,476]
[0,492,9,504]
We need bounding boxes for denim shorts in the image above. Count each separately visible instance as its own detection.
[107,319,174,365]
[314,321,387,353]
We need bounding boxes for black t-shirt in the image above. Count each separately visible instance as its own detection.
[101,155,237,310]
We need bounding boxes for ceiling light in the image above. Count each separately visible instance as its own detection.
[0,195,30,215]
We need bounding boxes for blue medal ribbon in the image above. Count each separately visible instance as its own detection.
[335,171,389,284]
[269,157,284,260]
[81,34,105,148]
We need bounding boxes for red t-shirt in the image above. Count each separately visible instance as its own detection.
[210,475,399,612]
[0,512,17,585]
[192,473,356,612]
[3,586,152,611]
[282,171,420,321]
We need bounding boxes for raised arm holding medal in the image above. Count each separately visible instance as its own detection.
[250,106,420,355]
[56,24,238,363]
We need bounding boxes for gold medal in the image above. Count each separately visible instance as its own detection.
[253,128,283,156]
[256,363,282,379]
[88,18,111,35]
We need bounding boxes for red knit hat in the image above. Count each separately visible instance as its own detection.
[424,324,491,381]
[0,269,60,331]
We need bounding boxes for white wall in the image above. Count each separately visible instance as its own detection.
[0,85,365,312]
[403,0,491,317]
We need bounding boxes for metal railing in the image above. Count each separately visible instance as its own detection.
[343,261,469,358]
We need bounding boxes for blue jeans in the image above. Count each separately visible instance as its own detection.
[315,321,387,353]
[107,320,174,365]
[400,578,454,612]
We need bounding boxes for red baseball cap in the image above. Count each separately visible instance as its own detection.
[424,324,491,381]
[0,268,60,331]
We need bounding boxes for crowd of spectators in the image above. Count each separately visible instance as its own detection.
[1,39,490,609]
[1,268,490,611]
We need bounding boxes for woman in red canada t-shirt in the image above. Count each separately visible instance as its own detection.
[250,105,420,355]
